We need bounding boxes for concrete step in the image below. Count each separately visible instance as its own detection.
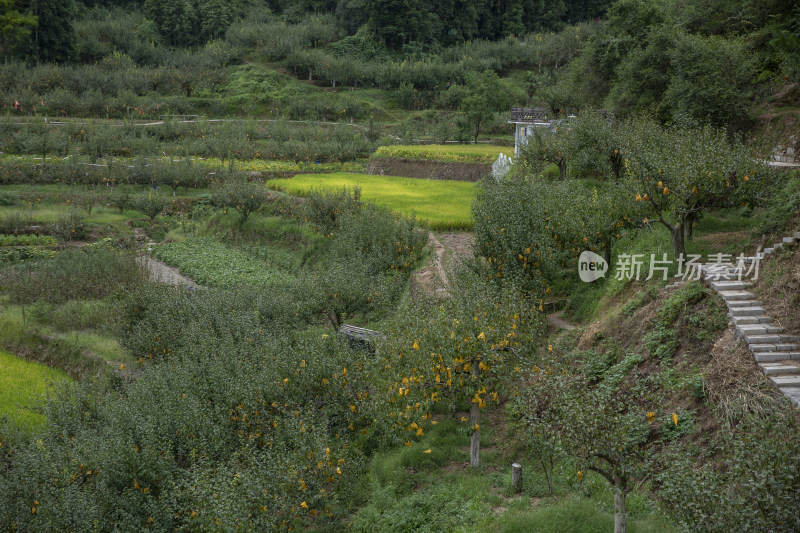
[750,344,778,352]
[719,290,755,301]
[746,334,785,345]
[776,343,800,352]
[730,306,765,317]
[764,248,775,254]
[738,325,784,336]
[771,375,800,387]
[759,363,800,376]
[754,352,800,362]
[733,316,772,326]
[711,281,751,291]
[726,300,762,308]
[781,387,800,406]
[782,236,797,244]
[749,343,800,352]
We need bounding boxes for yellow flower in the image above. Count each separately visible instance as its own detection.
[646,411,656,423]
[477,332,486,341]
[577,470,584,481]
[300,501,308,509]
[412,340,419,350]
[423,449,432,454]
[672,413,679,426]
[548,345,553,352]
[473,424,480,431]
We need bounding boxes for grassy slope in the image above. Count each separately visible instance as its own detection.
[0,350,69,431]
[267,172,475,230]
[347,415,675,533]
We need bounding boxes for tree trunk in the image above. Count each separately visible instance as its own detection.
[670,221,685,259]
[685,213,696,240]
[470,401,480,467]
[614,489,627,533]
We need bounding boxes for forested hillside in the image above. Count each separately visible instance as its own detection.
[1,1,799,532]
[1,0,798,132]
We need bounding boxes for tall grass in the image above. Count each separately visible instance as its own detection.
[267,172,475,230]
[0,351,69,431]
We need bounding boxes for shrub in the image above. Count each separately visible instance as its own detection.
[210,176,272,224]
[0,248,145,304]
[133,191,170,221]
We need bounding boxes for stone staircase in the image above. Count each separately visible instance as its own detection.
[698,231,800,406]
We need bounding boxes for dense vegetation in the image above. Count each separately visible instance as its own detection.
[0,0,799,531]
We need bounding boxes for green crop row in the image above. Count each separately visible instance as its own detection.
[373,144,511,163]
[0,234,57,247]
[151,238,296,289]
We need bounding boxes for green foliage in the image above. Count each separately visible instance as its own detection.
[374,144,511,163]
[269,173,476,231]
[643,282,707,360]
[0,248,145,304]
[1,285,377,530]
[657,411,800,532]
[303,186,363,237]
[0,233,55,246]
[0,350,69,432]
[366,269,545,463]
[517,344,671,530]
[0,0,37,64]
[328,202,427,276]
[663,33,755,128]
[210,176,271,224]
[757,170,800,235]
[461,70,514,143]
[623,119,773,256]
[152,237,296,289]
[473,175,634,293]
[133,191,169,221]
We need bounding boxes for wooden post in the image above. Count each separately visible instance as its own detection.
[512,463,522,492]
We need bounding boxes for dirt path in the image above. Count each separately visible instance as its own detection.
[411,232,474,300]
[547,310,578,331]
[137,256,198,289]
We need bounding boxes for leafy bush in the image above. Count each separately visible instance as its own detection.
[0,248,145,304]
[133,191,170,221]
[210,176,272,224]
[656,411,800,532]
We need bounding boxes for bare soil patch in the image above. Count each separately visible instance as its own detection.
[410,232,474,300]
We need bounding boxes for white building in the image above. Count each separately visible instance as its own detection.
[508,107,554,158]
